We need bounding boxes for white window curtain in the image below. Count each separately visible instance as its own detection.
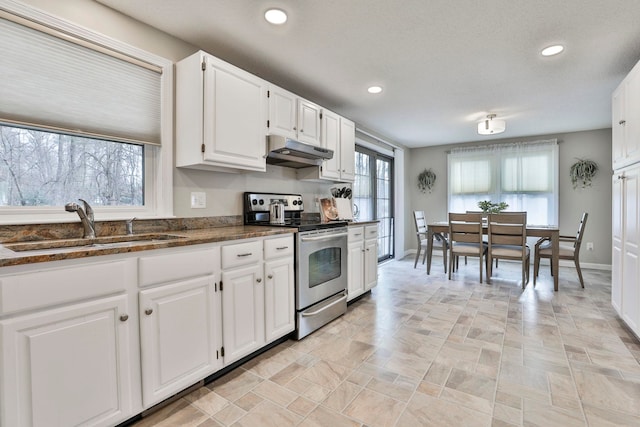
[448,139,559,225]
[0,13,162,145]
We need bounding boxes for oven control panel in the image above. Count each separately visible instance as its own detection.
[244,192,304,212]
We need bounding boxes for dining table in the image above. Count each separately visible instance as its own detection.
[426,221,561,291]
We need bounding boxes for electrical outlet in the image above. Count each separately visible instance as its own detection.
[586,242,594,251]
[190,192,206,209]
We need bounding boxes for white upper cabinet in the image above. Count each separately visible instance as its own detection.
[613,61,640,170]
[319,109,341,180]
[267,85,298,140]
[297,99,322,146]
[339,117,356,182]
[267,84,322,146]
[176,51,268,172]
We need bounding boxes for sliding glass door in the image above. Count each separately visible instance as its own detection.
[353,146,394,261]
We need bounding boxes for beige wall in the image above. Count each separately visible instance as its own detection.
[406,129,613,266]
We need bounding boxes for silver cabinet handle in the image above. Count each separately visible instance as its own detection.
[619,120,626,125]
[237,253,252,257]
[293,126,297,131]
[276,246,289,250]
[301,232,348,242]
[119,314,129,322]
[300,129,304,133]
[145,308,153,316]
[268,274,273,279]
[257,278,262,283]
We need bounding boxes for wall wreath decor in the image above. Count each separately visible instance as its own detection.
[417,168,437,193]
[569,158,598,189]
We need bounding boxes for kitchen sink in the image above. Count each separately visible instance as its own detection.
[3,233,187,253]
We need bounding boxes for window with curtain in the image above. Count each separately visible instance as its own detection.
[448,140,559,225]
[0,6,172,221]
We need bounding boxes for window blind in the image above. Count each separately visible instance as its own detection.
[0,14,162,145]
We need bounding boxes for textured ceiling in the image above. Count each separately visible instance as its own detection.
[97,0,640,147]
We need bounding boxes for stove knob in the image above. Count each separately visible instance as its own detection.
[292,200,297,206]
[258,199,264,205]
[252,199,258,205]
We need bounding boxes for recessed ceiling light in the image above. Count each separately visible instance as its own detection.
[265,8,287,25]
[541,44,564,57]
[367,86,383,94]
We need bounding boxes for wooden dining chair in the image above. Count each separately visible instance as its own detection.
[413,210,448,273]
[448,212,486,282]
[534,212,588,288]
[486,212,530,289]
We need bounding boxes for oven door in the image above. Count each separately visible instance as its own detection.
[296,228,348,310]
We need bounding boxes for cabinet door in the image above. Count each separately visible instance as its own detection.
[1,295,133,427]
[264,257,295,341]
[139,276,220,408]
[320,109,341,180]
[339,117,356,182]
[221,264,265,365]
[364,239,378,291]
[347,241,365,301]
[621,166,640,332]
[625,69,640,165]
[612,84,626,170]
[268,85,297,139]
[203,55,267,171]
[297,99,321,146]
[612,174,624,314]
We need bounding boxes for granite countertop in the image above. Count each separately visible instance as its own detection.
[0,225,296,268]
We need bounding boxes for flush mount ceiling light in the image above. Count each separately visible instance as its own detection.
[477,114,506,135]
[367,86,383,94]
[541,44,564,57]
[264,8,288,25]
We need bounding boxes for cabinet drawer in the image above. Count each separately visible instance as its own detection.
[365,225,378,240]
[0,259,133,316]
[139,247,218,287]
[348,226,364,242]
[264,235,294,260]
[221,240,262,269]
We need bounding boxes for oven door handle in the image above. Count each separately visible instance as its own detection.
[300,232,348,242]
[301,293,348,317]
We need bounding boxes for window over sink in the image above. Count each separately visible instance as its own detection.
[0,2,173,223]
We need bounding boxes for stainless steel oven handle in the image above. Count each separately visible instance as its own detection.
[300,232,348,242]
[301,293,348,317]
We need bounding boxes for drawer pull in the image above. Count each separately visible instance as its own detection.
[237,252,252,257]
[276,246,289,250]
[353,233,362,236]
[119,314,129,322]
[619,120,626,125]
[145,308,153,316]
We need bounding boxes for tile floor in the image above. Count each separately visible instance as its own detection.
[129,257,640,427]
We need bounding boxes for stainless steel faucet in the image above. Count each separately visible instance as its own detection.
[64,199,96,239]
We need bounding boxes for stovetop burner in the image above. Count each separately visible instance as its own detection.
[243,192,348,232]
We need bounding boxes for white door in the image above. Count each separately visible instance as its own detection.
[1,295,133,427]
[139,276,220,407]
[621,166,640,331]
[203,55,267,170]
[268,85,297,139]
[339,117,356,181]
[320,109,341,180]
[297,99,321,146]
[347,239,365,301]
[264,257,295,341]
[612,173,624,313]
[221,264,265,364]
[364,238,379,291]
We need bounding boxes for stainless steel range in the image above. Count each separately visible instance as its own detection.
[244,192,348,339]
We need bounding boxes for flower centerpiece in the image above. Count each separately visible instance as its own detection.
[478,200,509,213]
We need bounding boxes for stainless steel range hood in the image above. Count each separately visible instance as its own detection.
[266,135,333,168]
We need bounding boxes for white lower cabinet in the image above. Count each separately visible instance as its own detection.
[221,235,294,365]
[139,275,221,408]
[264,236,295,342]
[1,294,134,427]
[347,225,378,301]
